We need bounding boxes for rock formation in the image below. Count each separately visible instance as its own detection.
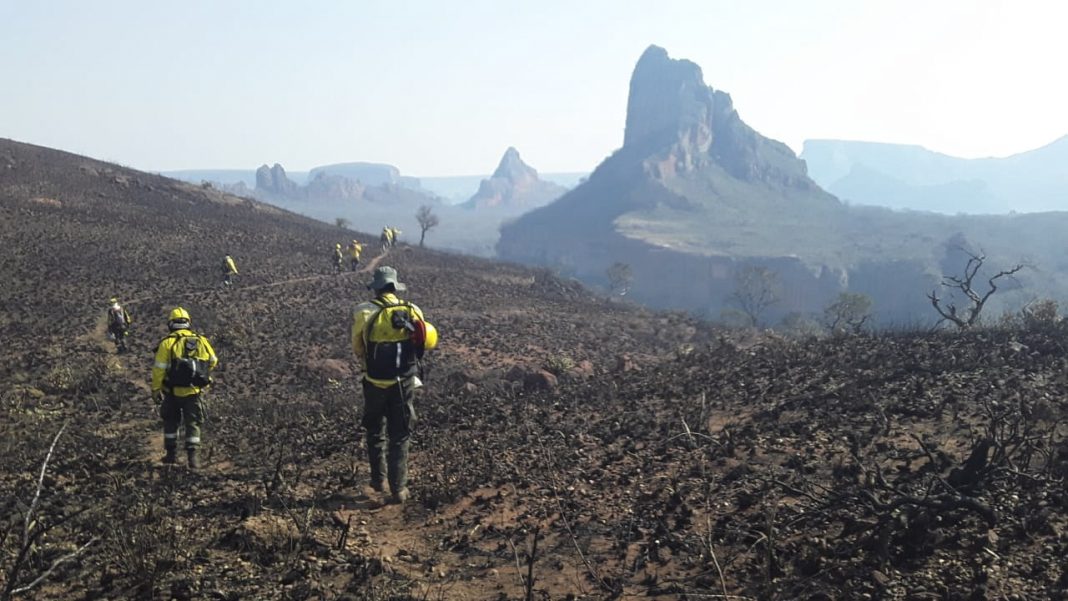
[304,171,364,202]
[254,163,365,203]
[498,46,966,323]
[308,162,402,187]
[255,163,301,199]
[463,147,566,210]
[623,45,821,189]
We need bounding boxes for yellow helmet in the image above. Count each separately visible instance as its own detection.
[168,307,191,323]
[108,297,118,304]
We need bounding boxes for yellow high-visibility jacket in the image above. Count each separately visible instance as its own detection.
[350,243,363,259]
[152,329,219,397]
[351,293,424,388]
[225,256,239,274]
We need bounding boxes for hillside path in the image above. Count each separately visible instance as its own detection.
[88,247,392,462]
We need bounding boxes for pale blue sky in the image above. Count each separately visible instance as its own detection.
[2,0,1066,175]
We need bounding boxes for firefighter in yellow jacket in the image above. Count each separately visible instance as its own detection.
[351,266,438,503]
[223,255,239,286]
[333,243,344,274]
[349,239,363,271]
[152,307,218,468]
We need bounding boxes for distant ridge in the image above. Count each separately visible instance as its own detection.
[801,136,1068,213]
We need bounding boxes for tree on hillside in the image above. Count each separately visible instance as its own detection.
[824,292,873,334]
[927,250,1024,329]
[729,266,782,327]
[416,205,440,247]
[335,217,351,230]
[606,262,632,296]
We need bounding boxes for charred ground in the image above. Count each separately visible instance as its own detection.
[1,138,1067,600]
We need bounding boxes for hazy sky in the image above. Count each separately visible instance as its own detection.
[3,0,1067,176]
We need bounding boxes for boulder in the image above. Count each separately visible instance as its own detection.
[523,369,558,391]
[503,365,559,391]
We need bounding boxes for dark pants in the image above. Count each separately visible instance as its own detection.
[362,380,415,493]
[108,324,128,351]
[161,393,204,451]
[350,257,360,271]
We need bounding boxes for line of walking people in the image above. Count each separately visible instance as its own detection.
[106,247,434,504]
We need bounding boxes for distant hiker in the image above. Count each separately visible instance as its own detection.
[349,239,363,271]
[351,266,439,504]
[106,297,132,353]
[334,243,344,274]
[222,255,239,286]
[152,307,218,468]
[381,227,394,248]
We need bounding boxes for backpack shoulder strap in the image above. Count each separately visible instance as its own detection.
[167,331,200,358]
[363,298,412,346]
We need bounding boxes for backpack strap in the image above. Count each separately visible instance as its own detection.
[166,331,200,359]
[362,298,413,349]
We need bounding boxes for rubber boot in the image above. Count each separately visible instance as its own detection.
[163,447,177,465]
[390,487,410,505]
[187,448,201,469]
[387,439,410,504]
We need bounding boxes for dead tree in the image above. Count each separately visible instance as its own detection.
[605,262,632,296]
[415,205,439,248]
[730,266,782,327]
[824,292,873,334]
[927,250,1024,329]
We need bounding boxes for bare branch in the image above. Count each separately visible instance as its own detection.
[10,537,97,596]
[26,421,68,544]
[928,250,1025,329]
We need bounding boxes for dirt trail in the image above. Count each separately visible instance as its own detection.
[119,247,390,309]
[94,245,467,592]
[90,249,391,466]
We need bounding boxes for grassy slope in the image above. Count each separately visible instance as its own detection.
[610,166,1068,307]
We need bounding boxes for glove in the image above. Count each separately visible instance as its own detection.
[153,392,165,419]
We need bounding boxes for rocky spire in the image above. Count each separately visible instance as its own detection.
[255,163,300,197]
[621,45,816,189]
[465,148,565,210]
[491,147,538,185]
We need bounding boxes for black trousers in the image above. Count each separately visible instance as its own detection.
[361,379,415,492]
[161,393,204,450]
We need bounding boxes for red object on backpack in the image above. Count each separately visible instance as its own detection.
[411,320,427,348]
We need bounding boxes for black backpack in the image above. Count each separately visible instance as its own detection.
[108,307,127,328]
[166,334,212,388]
[363,299,419,381]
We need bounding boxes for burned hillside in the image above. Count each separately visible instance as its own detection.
[2,139,1068,599]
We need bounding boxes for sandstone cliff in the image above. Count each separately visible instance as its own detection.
[255,163,301,199]
[463,147,566,210]
[496,46,1053,323]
